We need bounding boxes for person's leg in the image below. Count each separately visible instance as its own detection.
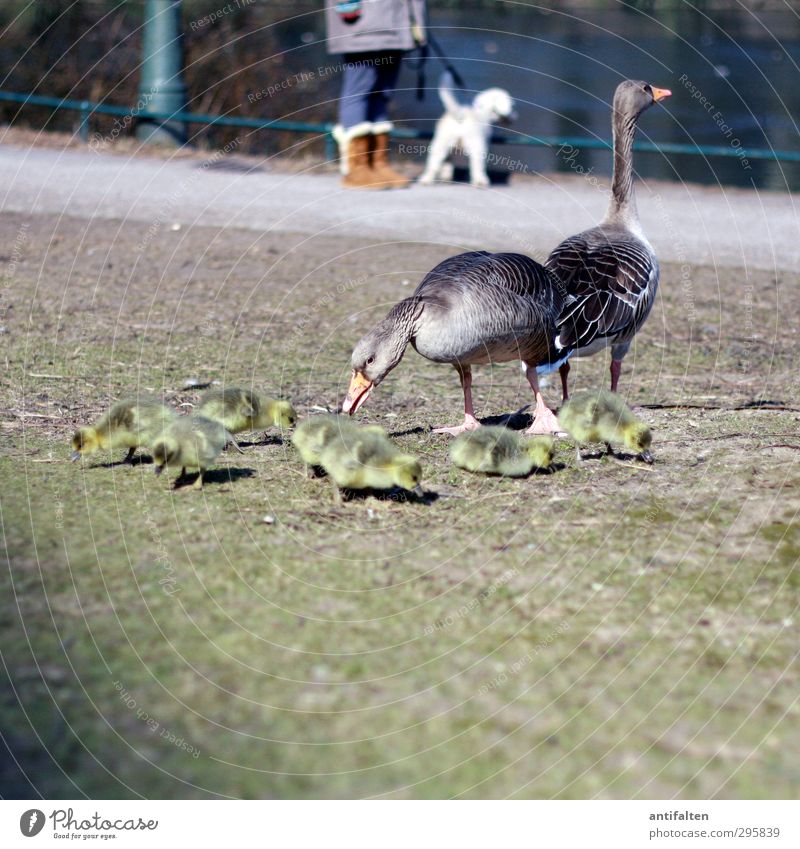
[334,53,382,189]
[366,52,402,125]
[339,52,380,129]
[368,52,409,188]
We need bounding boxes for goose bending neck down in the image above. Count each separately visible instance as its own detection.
[546,80,671,399]
[342,251,566,435]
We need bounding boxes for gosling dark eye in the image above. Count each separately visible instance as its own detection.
[643,84,652,95]
[366,356,375,366]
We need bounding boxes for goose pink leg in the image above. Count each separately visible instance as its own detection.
[433,365,481,435]
[523,363,562,435]
[559,361,571,402]
[610,359,622,392]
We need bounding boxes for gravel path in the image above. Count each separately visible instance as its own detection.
[0,141,797,271]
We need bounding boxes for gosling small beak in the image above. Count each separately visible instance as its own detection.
[412,484,424,498]
[342,369,374,415]
[154,464,165,476]
[651,86,672,102]
[640,449,654,464]
[70,450,81,462]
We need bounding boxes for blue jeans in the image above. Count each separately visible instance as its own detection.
[338,51,403,128]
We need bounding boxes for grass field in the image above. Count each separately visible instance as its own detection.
[1,211,798,799]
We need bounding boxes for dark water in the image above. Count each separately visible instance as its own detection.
[290,3,800,191]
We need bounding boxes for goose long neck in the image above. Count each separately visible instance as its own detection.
[387,296,423,343]
[607,108,639,226]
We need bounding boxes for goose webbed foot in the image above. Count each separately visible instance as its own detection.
[432,414,481,436]
[523,362,565,436]
[524,407,562,436]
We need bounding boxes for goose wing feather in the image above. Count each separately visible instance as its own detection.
[416,251,558,303]
[412,251,563,364]
[547,230,657,353]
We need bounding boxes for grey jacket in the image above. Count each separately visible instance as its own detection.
[325,0,426,54]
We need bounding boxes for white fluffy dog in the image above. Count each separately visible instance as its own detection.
[418,72,517,188]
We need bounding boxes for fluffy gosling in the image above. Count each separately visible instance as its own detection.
[151,415,229,489]
[318,428,423,504]
[559,389,653,463]
[291,415,383,475]
[71,397,177,463]
[451,426,555,477]
[197,387,296,446]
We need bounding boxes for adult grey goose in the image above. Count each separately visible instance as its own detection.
[342,250,566,434]
[546,80,671,399]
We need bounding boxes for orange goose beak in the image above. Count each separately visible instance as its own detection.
[651,86,672,102]
[342,370,374,415]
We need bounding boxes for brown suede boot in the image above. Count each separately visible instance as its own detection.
[334,124,386,190]
[343,134,385,190]
[370,132,410,189]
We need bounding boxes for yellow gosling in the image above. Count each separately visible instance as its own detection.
[318,428,423,504]
[559,389,653,463]
[291,415,383,475]
[451,426,555,477]
[71,397,177,464]
[151,415,229,490]
[198,387,296,445]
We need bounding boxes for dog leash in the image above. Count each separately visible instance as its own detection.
[428,33,466,87]
[413,32,466,101]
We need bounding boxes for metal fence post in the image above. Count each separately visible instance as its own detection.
[325,131,336,163]
[136,0,188,145]
[79,100,91,142]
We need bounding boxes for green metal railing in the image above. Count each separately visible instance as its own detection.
[2,88,800,164]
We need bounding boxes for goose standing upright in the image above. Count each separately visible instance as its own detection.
[342,251,566,434]
[546,80,671,399]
